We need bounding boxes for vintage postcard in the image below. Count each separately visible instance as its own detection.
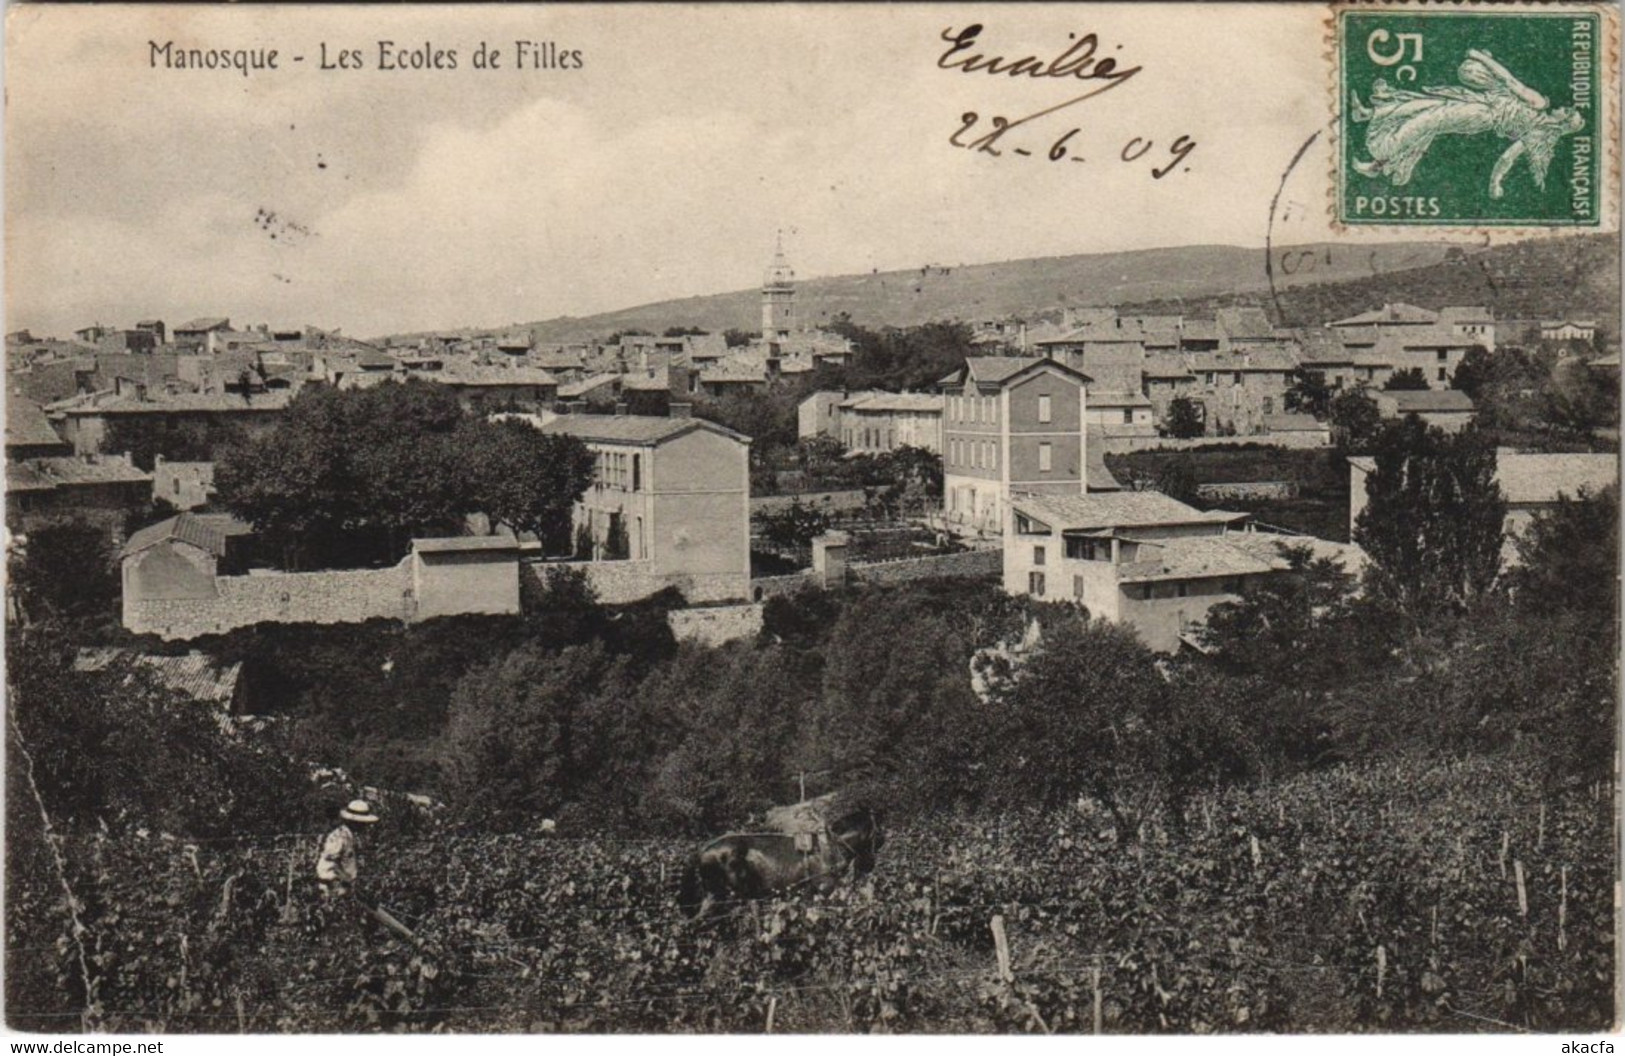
[4,1,1620,1043]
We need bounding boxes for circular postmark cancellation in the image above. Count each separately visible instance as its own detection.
[1333,5,1616,229]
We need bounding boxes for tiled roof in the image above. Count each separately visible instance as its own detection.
[1334,325,1383,347]
[7,455,151,493]
[6,393,66,448]
[73,648,242,707]
[1329,303,1438,327]
[1012,490,1246,532]
[1376,389,1476,414]
[1118,536,1278,583]
[175,317,231,333]
[1438,306,1493,324]
[1179,320,1222,342]
[964,356,1045,383]
[621,368,673,392]
[1215,307,1276,340]
[413,534,522,554]
[532,351,587,371]
[1220,531,1368,575]
[49,389,294,415]
[1183,349,1299,373]
[122,512,253,559]
[437,363,558,387]
[843,393,944,414]
[1494,451,1617,505]
[1142,355,1195,379]
[538,413,749,446]
[557,373,621,399]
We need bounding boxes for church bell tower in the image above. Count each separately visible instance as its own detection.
[761,232,795,340]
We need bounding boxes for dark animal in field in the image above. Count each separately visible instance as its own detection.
[677,808,884,919]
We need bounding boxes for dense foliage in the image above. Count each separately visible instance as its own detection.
[6,756,1612,1033]
[214,380,592,568]
[105,417,248,472]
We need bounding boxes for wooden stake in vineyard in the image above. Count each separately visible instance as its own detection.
[1499,831,1509,880]
[1558,866,1568,951]
[1092,960,1103,1035]
[1537,802,1546,852]
[765,995,777,1034]
[1513,860,1528,920]
[1376,945,1386,999]
[990,914,1013,983]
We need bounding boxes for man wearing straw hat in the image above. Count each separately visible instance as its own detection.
[316,798,379,901]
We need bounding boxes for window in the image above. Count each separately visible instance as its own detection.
[1122,408,1134,425]
[1205,372,1215,385]
[1233,372,1243,385]
[1038,394,1052,423]
[1038,442,1052,472]
[1176,582,1189,598]
[632,454,641,492]
[1437,349,1448,361]
[991,399,999,424]
[1073,574,1085,599]
[1262,397,1274,414]
[1033,545,1046,567]
[1028,571,1046,597]
[1437,367,1447,381]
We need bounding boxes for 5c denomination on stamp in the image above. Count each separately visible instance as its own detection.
[1336,7,1608,227]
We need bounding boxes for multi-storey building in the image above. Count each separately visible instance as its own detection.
[538,415,751,601]
[1004,490,1364,652]
[937,356,1092,534]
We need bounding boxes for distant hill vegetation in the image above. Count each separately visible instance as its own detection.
[388,234,1615,345]
[444,241,1462,345]
[1120,233,1618,331]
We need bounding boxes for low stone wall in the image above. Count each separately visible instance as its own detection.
[750,572,817,601]
[128,560,413,640]
[528,560,749,606]
[1099,433,1329,454]
[667,603,764,646]
[849,547,1001,585]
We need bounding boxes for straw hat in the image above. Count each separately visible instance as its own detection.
[339,799,379,824]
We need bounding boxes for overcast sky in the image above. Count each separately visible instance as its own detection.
[8,4,1470,338]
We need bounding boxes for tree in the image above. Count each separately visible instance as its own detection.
[663,326,708,337]
[466,419,594,554]
[1328,387,1383,452]
[981,617,1167,826]
[1163,397,1205,439]
[1450,345,1497,401]
[1383,367,1429,391]
[1153,456,1199,506]
[1353,416,1505,617]
[106,417,248,471]
[722,328,754,348]
[1504,485,1618,618]
[441,642,616,829]
[215,380,591,568]
[754,499,832,551]
[6,518,120,629]
[1284,367,1333,419]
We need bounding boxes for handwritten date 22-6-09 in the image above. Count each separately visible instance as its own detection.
[937,24,1196,178]
[950,116,1197,178]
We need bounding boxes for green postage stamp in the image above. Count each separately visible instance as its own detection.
[1337,7,1607,227]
